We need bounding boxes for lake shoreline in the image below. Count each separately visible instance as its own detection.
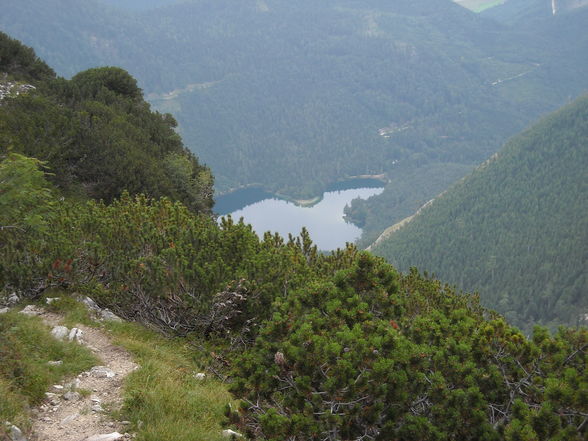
[214,176,388,215]
[217,186,385,250]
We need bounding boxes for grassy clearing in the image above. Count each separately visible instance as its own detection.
[0,309,98,437]
[46,293,237,441]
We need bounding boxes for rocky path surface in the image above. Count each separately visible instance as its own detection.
[25,306,138,441]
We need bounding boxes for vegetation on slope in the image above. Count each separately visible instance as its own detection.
[1,150,586,440]
[372,96,588,332]
[0,36,586,441]
[231,262,587,440]
[0,32,213,213]
[4,0,585,214]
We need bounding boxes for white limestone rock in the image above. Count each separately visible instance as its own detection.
[222,429,244,438]
[5,423,27,441]
[68,327,84,342]
[19,305,42,316]
[90,366,116,378]
[100,309,122,322]
[51,326,69,340]
[63,391,81,401]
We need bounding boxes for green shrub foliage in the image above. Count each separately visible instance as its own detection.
[1,156,586,440]
[0,34,213,213]
[231,259,587,441]
[0,31,55,81]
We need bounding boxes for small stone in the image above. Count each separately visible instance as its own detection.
[0,307,8,314]
[120,421,131,426]
[19,305,42,316]
[68,327,83,342]
[83,433,124,441]
[5,423,27,441]
[63,391,81,401]
[90,396,101,403]
[100,309,122,322]
[222,429,243,438]
[90,366,116,378]
[194,372,206,380]
[8,293,20,304]
[91,404,104,412]
[45,297,60,304]
[51,326,69,340]
[53,385,64,390]
[79,296,99,310]
[48,360,63,366]
[61,413,80,425]
[41,417,53,422]
[65,379,80,389]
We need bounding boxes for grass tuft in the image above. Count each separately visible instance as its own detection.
[106,320,237,441]
[43,294,95,327]
[0,309,98,437]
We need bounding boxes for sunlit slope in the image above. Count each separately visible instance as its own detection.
[372,96,588,332]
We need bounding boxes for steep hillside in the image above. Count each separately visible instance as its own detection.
[0,32,213,212]
[371,96,588,332]
[349,0,588,245]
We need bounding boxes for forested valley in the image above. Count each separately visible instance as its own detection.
[2,0,587,241]
[1,30,586,440]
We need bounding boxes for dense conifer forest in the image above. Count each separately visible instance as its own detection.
[372,96,588,332]
[1,35,586,440]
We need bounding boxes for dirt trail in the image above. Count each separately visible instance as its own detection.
[29,307,138,441]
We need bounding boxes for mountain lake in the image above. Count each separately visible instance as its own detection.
[215,181,384,250]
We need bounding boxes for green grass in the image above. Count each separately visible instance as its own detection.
[0,309,98,437]
[44,294,95,327]
[106,320,237,441]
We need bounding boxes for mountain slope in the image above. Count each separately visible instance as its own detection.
[371,96,588,331]
[0,32,213,212]
[1,0,578,200]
